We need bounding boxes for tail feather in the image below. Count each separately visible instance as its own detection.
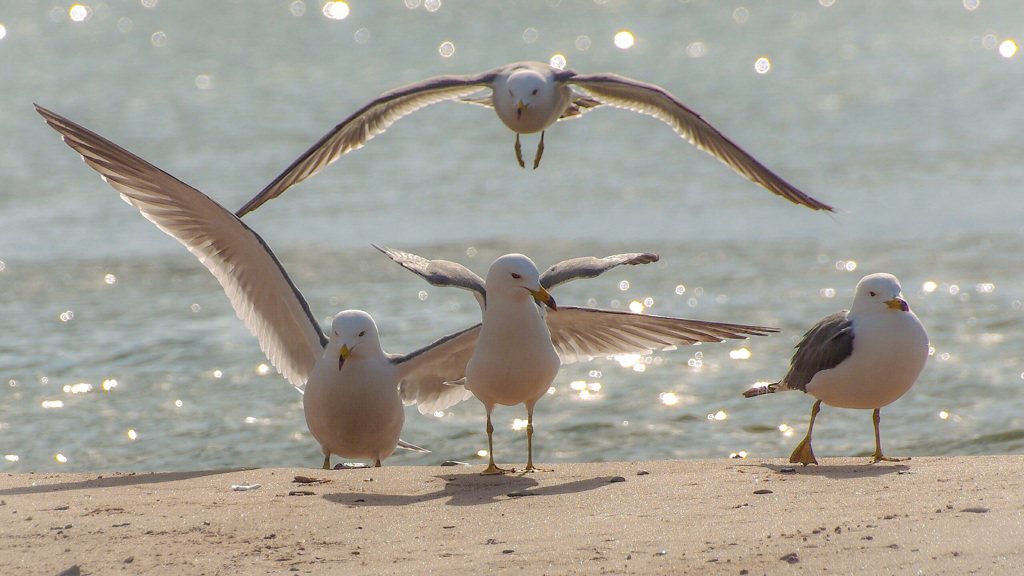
[742,381,779,398]
[397,439,430,453]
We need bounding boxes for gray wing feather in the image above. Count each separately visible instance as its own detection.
[540,252,659,290]
[373,244,487,310]
[36,104,327,388]
[566,73,833,212]
[391,324,481,414]
[779,310,854,392]
[236,69,502,216]
[545,305,778,364]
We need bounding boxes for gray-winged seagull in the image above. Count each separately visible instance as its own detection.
[743,273,928,465]
[375,245,779,475]
[36,104,482,469]
[235,61,833,217]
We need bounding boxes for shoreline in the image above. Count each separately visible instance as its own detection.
[2,456,1020,575]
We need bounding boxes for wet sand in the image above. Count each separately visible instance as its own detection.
[1,456,1020,575]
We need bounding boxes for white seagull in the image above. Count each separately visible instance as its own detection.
[36,104,482,469]
[743,273,929,465]
[234,61,833,217]
[375,245,779,475]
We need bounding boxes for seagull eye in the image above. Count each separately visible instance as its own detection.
[511,273,521,279]
[531,89,538,95]
[869,291,876,297]
[358,330,365,337]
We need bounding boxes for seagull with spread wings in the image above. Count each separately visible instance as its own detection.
[36,104,481,469]
[374,245,779,475]
[235,61,833,217]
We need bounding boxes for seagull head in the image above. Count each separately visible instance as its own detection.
[328,310,381,370]
[485,254,557,311]
[851,273,909,315]
[500,68,555,133]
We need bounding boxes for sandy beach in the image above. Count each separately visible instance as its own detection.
[1,456,1020,575]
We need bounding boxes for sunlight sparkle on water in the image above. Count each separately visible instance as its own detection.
[549,54,567,70]
[213,370,223,379]
[686,42,707,58]
[659,392,679,406]
[175,399,183,408]
[708,410,727,421]
[963,0,979,10]
[257,363,270,375]
[141,0,159,7]
[59,310,74,323]
[619,280,630,291]
[820,288,835,298]
[999,39,1016,58]
[729,348,751,360]
[127,429,138,440]
[614,31,635,50]
[322,1,349,20]
[733,7,750,23]
[69,5,90,22]
[102,379,118,391]
[939,411,949,420]
[575,35,592,51]
[290,1,306,16]
[63,383,93,394]
[151,31,167,47]
[512,418,527,431]
[0,24,7,41]
[836,260,857,272]
[424,0,441,11]
[754,57,771,74]
[42,400,64,409]
[922,281,937,293]
[104,273,116,285]
[354,28,370,44]
[729,451,748,459]
[523,27,538,44]
[56,454,68,463]
[4,455,18,462]
[477,449,488,458]
[629,300,644,313]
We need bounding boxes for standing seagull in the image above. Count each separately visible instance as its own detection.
[743,273,929,465]
[235,61,833,217]
[375,245,779,475]
[35,105,481,469]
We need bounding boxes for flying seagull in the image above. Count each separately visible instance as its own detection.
[36,104,482,469]
[235,61,833,217]
[375,245,779,475]
[743,273,928,465]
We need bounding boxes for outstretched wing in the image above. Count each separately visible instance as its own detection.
[540,252,659,290]
[236,69,503,216]
[373,244,487,310]
[567,73,833,212]
[391,324,481,414]
[778,310,854,392]
[545,305,778,364]
[36,104,327,388]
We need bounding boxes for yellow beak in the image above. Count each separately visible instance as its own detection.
[530,286,557,311]
[886,297,909,312]
[338,344,351,370]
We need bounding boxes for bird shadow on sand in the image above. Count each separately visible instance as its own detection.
[0,469,249,497]
[322,471,620,507]
[752,459,911,479]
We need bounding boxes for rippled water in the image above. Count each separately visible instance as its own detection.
[1,1,1022,472]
